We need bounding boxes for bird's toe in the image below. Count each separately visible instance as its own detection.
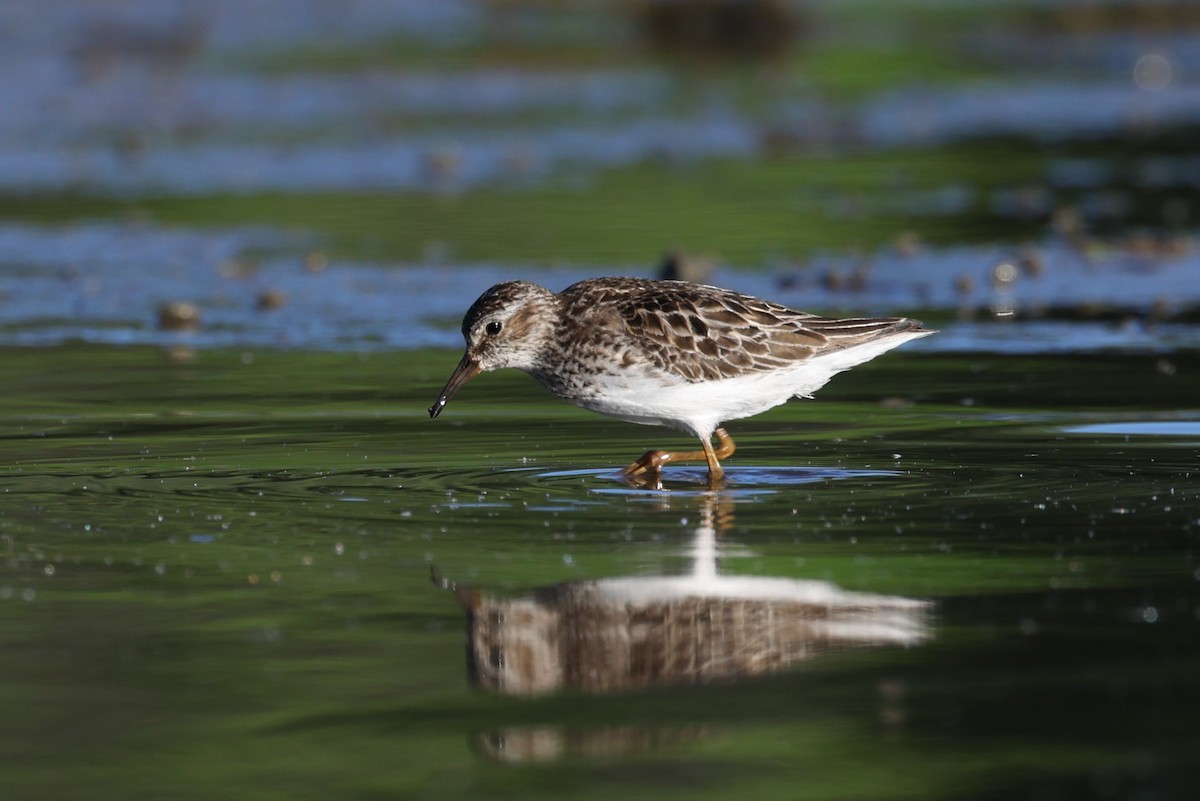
[621,450,667,477]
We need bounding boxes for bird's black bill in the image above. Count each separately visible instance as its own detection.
[428,352,481,418]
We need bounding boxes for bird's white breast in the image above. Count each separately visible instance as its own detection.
[561,330,931,439]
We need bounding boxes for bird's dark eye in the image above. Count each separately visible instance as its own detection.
[485,321,502,336]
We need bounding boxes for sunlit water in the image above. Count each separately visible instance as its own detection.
[1,345,1197,799]
[4,220,1200,354]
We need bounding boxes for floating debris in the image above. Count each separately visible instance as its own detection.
[821,268,847,292]
[255,289,286,311]
[657,250,714,284]
[157,301,201,331]
[1016,245,1046,277]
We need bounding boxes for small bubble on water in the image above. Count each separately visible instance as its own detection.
[155,563,166,575]
[562,554,574,566]
[43,564,55,576]
[270,571,282,583]
[1141,606,1159,624]
[334,542,345,556]
[248,573,259,585]
[22,587,35,602]
[1134,53,1172,91]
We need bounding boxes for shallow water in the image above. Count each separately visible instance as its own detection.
[1,344,1197,799]
[4,220,1200,353]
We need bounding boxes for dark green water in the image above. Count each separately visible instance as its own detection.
[1,344,1196,800]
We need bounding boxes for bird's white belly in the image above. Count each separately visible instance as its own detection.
[566,366,811,438]
[561,331,929,439]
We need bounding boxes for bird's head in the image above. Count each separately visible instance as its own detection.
[428,281,557,418]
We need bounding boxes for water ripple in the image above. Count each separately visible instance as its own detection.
[540,465,901,496]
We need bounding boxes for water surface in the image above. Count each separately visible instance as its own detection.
[1,345,1196,799]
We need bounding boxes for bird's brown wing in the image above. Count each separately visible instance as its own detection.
[562,278,922,383]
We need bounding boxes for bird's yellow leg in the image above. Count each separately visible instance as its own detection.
[712,427,736,460]
[621,428,736,485]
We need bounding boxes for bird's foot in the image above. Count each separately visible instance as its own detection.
[621,448,730,490]
[621,450,670,489]
[621,449,669,478]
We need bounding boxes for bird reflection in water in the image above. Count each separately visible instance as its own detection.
[440,493,932,762]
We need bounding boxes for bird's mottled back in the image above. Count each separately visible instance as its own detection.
[556,277,928,383]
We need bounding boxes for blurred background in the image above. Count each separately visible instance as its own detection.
[3,0,1200,348]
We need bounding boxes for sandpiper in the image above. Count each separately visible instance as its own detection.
[429,277,933,485]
